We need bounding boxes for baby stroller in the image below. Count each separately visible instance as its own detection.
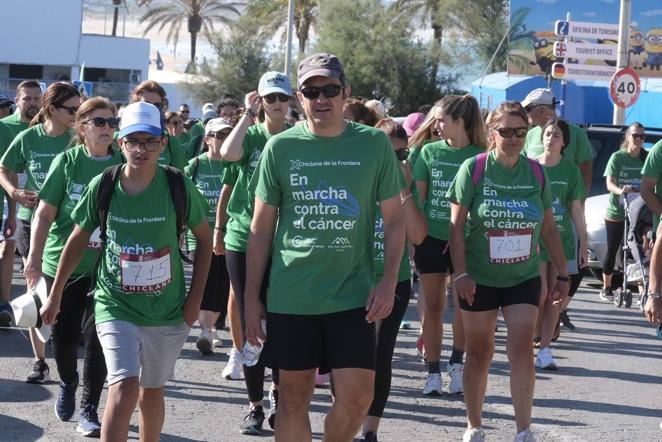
[613,191,652,309]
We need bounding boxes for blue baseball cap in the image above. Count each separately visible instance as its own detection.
[118,102,163,138]
[258,71,293,97]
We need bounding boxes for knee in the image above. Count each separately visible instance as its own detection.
[109,378,139,406]
[466,345,494,368]
[279,383,313,414]
[335,387,373,417]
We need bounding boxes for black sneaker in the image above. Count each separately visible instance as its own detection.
[77,404,101,437]
[26,358,50,384]
[559,309,575,330]
[363,431,379,442]
[268,388,278,430]
[240,406,265,435]
[55,374,79,421]
[599,288,613,301]
[0,302,13,327]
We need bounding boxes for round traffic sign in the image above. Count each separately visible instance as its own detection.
[610,67,641,108]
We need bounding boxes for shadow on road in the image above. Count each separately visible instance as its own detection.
[0,414,44,441]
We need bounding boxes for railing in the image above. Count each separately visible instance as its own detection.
[0,78,135,103]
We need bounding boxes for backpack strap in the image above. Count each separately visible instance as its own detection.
[526,157,545,193]
[96,164,123,244]
[471,152,489,186]
[191,157,200,183]
[163,165,187,238]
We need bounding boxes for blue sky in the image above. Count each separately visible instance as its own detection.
[512,0,662,33]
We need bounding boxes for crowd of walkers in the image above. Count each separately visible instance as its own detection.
[0,52,661,442]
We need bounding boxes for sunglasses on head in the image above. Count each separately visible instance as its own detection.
[496,127,528,139]
[56,105,79,116]
[632,133,646,140]
[84,117,120,129]
[300,84,343,100]
[262,93,291,104]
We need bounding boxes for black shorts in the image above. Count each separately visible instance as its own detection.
[200,254,231,313]
[265,307,376,375]
[459,276,541,312]
[413,235,453,274]
[16,218,31,258]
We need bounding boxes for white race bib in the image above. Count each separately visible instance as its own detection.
[488,230,532,264]
[120,247,172,292]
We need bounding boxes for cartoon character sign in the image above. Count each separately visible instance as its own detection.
[644,28,662,71]
[530,32,558,76]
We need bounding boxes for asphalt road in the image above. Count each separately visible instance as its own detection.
[1,266,661,441]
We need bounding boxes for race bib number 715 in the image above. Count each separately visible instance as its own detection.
[120,247,172,292]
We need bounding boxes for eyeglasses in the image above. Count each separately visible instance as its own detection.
[300,84,343,100]
[208,131,230,140]
[122,139,162,152]
[262,93,291,104]
[632,134,646,140]
[83,117,120,128]
[179,109,189,114]
[496,127,528,139]
[56,105,79,116]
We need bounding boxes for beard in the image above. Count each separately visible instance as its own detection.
[23,106,39,119]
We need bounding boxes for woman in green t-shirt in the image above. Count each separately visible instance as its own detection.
[413,94,487,397]
[447,101,569,442]
[24,97,123,436]
[406,106,440,168]
[535,118,587,371]
[601,122,647,300]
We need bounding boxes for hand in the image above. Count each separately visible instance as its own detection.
[365,278,395,323]
[455,276,476,306]
[23,256,42,289]
[3,216,15,238]
[548,279,569,305]
[244,297,266,346]
[399,160,413,187]
[244,91,260,113]
[212,229,225,256]
[644,296,662,324]
[40,295,60,326]
[12,189,38,208]
[621,185,634,195]
[579,242,588,267]
[182,299,200,327]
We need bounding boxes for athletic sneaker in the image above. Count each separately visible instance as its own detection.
[400,320,412,330]
[599,287,613,301]
[26,358,50,384]
[559,309,575,330]
[268,385,278,429]
[363,431,379,442]
[463,427,486,442]
[55,374,79,421]
[446,362,464,394]
[535,347,558,371]
[422,372,442,396]
[77,404,101,437]
[196,329,214,355]
[240,406,265,435]
[0,302,13,327]
[513,428,536,442]
[212,329,223,348]
[222,348,243,380]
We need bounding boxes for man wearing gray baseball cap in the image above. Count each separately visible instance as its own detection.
[243,53,405,441]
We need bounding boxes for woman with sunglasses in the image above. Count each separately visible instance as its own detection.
[165,111,186,144]
[413,95,487,397]
[448,101,569,442]
[600,122,648,301]
[23,97,123,436]
[0,81,80,384]
[218,71,292,435]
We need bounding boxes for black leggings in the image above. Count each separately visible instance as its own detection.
[44,275,107,408]
[225,250,277,403]
[368,279,411,418]
[603,220,625,275]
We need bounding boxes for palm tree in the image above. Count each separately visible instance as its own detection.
[392,0,443,45]
[246,0,319,58]
[139,0,243,72]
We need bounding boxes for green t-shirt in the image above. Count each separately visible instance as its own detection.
[183,135,203,161]
[189,121,204,139]
[72,166,208,326]
[224,123,273,252]
[407,145,422,168]
[0,121,15,218]
[539,158,585,262]
[0,124,73,221]
[38,145,124,278]
[0,111,29,139]
[251,121,403,315]
[178,131,191,149]
[524,124,593,165]
[159,134,188,171]
[413,140,483,240]
[642,139,662,230]
[374,204,410,283]
[447,151,552,288]
[604,149,644,221]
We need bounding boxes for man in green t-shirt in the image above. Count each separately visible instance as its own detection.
[642,140,662,233]
[41,101,212,441]
[0,80,41,138]
[0,95,14,119]
[244,53,405,441]
[522,88,593,192]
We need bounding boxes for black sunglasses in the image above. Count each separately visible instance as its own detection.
[632,133,646,140]
[56,105,79,116]
[496,127,528,139]
[262,93,291,104]
[84,117,120,129]
[300,84,343,100]
[208,131,230,140]
[0,102,13,110]
[145,101,164,111]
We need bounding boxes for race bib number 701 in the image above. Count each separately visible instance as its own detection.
[488,229,532,264]
[120,247,172,292]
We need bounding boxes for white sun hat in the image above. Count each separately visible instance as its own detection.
[10,277,51,343]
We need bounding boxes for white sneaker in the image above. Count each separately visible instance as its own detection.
[446,362,464,394]
[422,372,443,396]
[196,329,214,355]
[212,329,223,348]
[463,427,486,442]
[222,347,243,380]
[535,347,557,370]
[513,428,536,442]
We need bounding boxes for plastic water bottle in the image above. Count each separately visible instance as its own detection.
[243,319,266,367]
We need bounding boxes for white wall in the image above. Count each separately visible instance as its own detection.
[0,1,82,65]
[79,35,149,80]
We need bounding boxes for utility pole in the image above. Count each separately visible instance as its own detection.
[284,0,295,79]
[613,0,631,125]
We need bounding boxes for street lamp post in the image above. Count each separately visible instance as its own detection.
[613,0,631,125]
[284,0,295,79]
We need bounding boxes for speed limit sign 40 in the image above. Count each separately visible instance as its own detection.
[610,67,641,108]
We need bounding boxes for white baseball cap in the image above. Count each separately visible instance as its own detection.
[10,277,51,343]
[118,102,163,138]
[205,118,233,135]
[202,102,216,113]
[521,88,557,108]
[202,110,219,123]
[258,71,293,97]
